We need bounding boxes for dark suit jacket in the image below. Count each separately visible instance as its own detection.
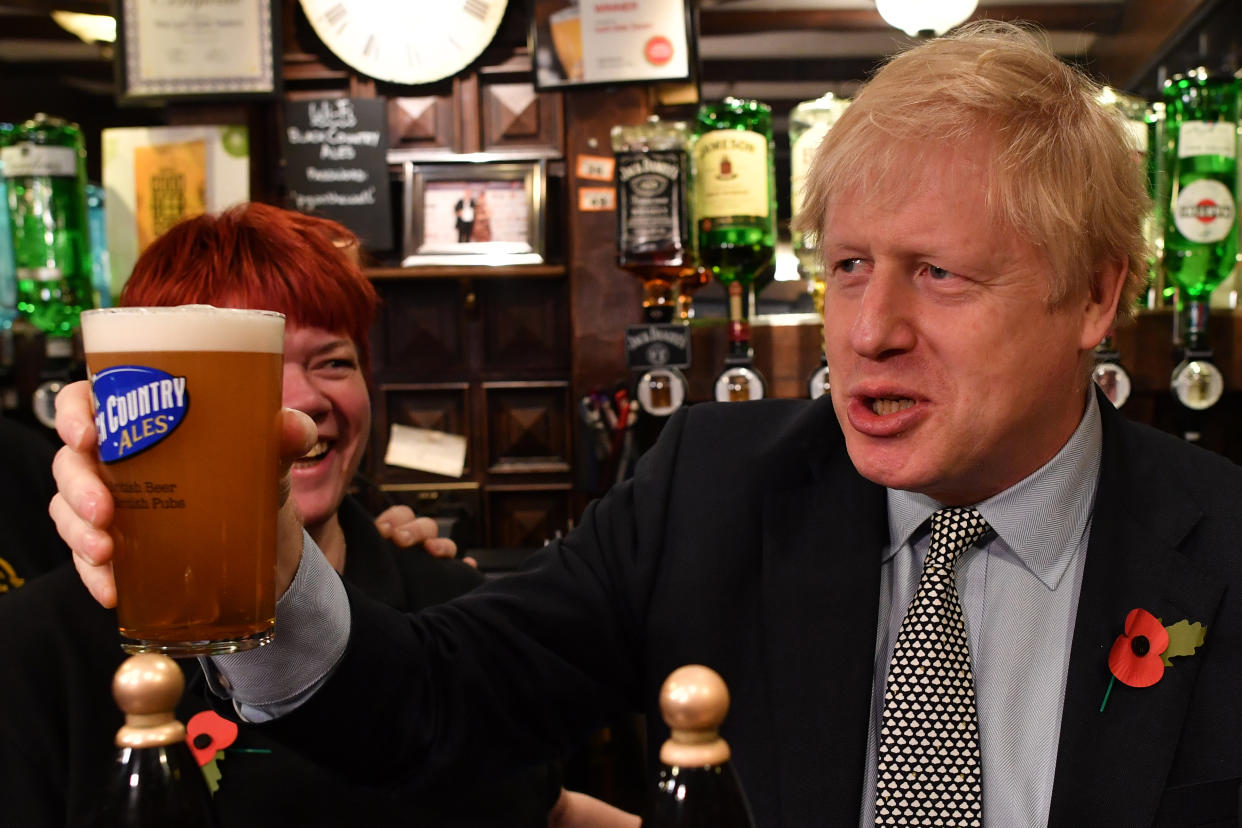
[264,391,1242,827]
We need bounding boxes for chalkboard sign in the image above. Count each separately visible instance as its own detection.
[282,97,393,251]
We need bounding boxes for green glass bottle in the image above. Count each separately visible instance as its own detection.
[1161,69,1239,314]
[1145,101,1170,307]
[788,93,850,310]
[0,121,16,331]
[1099,87,1162,309]
[693,98,776,320]
[1,113,94,338]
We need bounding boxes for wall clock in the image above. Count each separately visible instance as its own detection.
[299,0,509,85]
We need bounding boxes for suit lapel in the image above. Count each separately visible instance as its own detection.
[762,432,887,826]
[1049,399,1225,826]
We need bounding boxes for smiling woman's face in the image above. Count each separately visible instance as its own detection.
[280,325,371,531]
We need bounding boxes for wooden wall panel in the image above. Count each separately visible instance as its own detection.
[388,95,457,153]
[480,279,570,373]
[485,485,573,548]
[481,82,564,155]
[483,381,571,473]
[373,382,471,483]
[372,280,466,380]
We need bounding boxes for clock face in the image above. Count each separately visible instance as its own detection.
[300,0,509,85]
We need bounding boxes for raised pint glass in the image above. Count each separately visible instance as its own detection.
[80,306,285,656]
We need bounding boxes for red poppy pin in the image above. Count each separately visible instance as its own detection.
[186,711,238,793]
[1099,608,1207,712]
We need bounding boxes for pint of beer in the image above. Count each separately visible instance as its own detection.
[81,306,285,656]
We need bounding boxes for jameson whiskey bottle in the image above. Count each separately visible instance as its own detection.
[642,664,756,828]
[694,98,776,320]
[95,654,218,828]
[1,113,94,338]
[1161,68,1239,412]
[613,116,700,322]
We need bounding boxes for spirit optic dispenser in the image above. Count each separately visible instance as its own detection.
[613,115,694,417]
[789,93,850,400]
[693,98,774,402]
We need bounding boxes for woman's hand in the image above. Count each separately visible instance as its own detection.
[375,504,474,567]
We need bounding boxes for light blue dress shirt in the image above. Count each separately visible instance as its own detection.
[860,390,1101,827]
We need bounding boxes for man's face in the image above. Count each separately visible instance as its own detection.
[282,325,372,531]
[821,143,1113,505]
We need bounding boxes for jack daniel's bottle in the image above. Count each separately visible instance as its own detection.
[642,664,755,827]
[95,654,218,828]
[613,116,702,322]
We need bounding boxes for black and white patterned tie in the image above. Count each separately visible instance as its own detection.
[875,507,992,827]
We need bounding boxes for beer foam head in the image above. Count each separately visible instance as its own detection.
[82,306,285,354]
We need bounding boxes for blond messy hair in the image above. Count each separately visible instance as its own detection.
[793,21,1149,324]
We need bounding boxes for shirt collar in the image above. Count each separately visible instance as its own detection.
[884,389,1102,590]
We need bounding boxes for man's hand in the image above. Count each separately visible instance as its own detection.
[547,790,640,828]
[375,504,475,568]
[49,381,116,606]
[49,380,317,607]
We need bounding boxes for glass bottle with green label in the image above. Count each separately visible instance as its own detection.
[1,113,94,338]
[1161,68,1239,412]
[694,98,775,324]
[789,93,850,314]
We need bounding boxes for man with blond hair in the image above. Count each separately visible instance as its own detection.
[51,22,1242,826]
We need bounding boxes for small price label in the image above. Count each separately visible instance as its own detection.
[576,154,615,181]
[579,186,616,212]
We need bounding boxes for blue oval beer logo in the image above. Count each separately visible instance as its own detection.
[91,365,188,463]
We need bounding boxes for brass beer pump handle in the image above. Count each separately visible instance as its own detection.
[113,653,188,748]
[658,664,732,767]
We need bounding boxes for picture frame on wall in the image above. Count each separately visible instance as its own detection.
[115,0,279,103]
[402,160,547,266]
[529,0,696,90]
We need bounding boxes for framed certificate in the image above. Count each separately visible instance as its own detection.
[530,0,696,90]
[115,0,279,103]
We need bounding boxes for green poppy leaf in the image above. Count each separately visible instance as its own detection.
[1161,619,1206,667]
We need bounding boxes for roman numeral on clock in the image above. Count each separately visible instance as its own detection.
[363,34,378,59]
[463,0,490,19]
[322,2,348,32]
